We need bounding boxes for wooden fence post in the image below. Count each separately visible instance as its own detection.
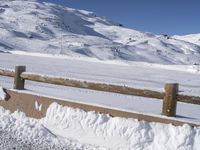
[14,66,26,90]
[162,83,179,117]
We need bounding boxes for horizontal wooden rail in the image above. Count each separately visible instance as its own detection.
[177,95,200,105]
[1,67,200,106]
[21,72,165,99]
[0,68,15,77]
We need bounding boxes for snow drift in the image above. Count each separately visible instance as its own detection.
[0,0,200,64]
[0,102,199,149]
[41,103,200,150]
[0,105,104,149]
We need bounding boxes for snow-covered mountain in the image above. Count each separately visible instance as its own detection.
[173,34,200,46]
[0,0,200,65]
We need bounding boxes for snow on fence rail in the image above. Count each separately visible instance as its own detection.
[0,66,200,118]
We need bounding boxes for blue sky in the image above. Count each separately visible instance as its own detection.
[39,0,200,35]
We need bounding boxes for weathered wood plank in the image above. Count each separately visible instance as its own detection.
[21,72,165,99]
[177,94,200,105]
[0,68,15,77]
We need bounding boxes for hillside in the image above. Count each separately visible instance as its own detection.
[173,33,200,46]
[0,0,200,64]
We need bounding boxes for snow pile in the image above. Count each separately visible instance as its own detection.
[41,103,200,150]
[0,0,200,64]
[0,87,6,100]
[0,106,106,150]
[0,102,200,149]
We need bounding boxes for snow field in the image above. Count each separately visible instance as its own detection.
[1,53,200,125]
[1,53,200,97]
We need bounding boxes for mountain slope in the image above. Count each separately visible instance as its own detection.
[0,0,200,65]
[173,34,200,46]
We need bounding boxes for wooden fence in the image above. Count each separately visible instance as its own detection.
[0,66,200,125]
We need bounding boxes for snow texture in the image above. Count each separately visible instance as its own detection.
[1,53,200,97]
[0,103,200,150]
[0,106,106,150]
[0,87,6,101]
[42,103,200,150]
[0,0,200,65]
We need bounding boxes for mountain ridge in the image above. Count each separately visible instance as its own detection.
[0,0,200,65]
[173,33,200,46]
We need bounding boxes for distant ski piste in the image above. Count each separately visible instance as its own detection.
[6,50,200,74]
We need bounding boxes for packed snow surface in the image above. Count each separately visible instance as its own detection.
[0,0,200,64]
[1,53,200,97]
[0,103,200,150]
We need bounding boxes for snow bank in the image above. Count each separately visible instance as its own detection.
[0,106,105,150]
[0,87,6,100]
[41,103,200,150]
[0,102,199,149]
